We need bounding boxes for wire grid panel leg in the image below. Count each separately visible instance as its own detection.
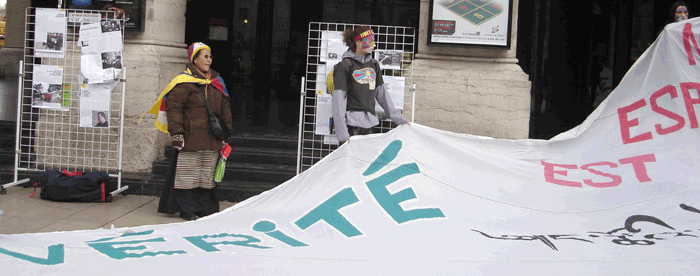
[297,22,415,173]
[16,8,125,184]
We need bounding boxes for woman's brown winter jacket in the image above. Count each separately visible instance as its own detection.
[165,64,233,152]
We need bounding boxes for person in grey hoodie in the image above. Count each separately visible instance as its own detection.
[331,26,408,143]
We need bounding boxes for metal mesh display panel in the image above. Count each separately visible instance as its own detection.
[296,22,415,174]
[13,8,127,193]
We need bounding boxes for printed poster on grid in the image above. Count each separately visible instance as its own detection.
[31,65,68,111]
[429,0,511,47]
[34,8,67,58]
[79,82,115,128]
[79,20,124,84]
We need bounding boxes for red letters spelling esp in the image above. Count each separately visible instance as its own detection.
[618,83,700,144]
[541,153,656,188]
[617,24,700,144]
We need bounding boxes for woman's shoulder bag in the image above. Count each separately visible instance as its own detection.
[196,88,230,140]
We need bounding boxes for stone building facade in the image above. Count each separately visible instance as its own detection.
[0,0,530,173]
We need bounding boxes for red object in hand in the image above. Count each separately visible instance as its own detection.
[220,143,232,160]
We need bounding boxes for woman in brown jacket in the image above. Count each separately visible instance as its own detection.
[157,42,233,221]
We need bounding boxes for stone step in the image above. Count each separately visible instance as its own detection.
[228,133,298,150]
[0,120,15,133]
[120,172,283,203]
[229,146,297,166]
[151,158,297,183]
[0,132,14,142]
[0,121,16,167]
[0,148,13,166]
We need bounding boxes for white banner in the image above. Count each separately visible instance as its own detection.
[3,18,700,276]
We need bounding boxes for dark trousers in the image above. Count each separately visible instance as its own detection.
[158,150,219,217]
[348,125,372,137]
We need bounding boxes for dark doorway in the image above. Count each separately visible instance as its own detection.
[184,0,419,135]
[518,1,601,139]
[519,0,700,139]
[185,0,324,135]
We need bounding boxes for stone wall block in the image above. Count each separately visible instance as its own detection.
[120,42,187,173]
[413,58,530,139]
[121,127,165,173]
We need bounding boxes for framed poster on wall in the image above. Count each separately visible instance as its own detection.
[428,0,513,48]
[65,0,145,32]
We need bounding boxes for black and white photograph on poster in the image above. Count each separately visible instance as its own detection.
[34,8,67,58]
[31,65,67,110]
[81,53,122,83]
[100,20,121,32]
[32,84,64,107]
[101,51,123,69]
[37,32,64,51]
[92,111,110,128]
[428,0,513,48]
[375,50,403,70]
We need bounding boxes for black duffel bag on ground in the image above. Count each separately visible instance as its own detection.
[33,170,113,202]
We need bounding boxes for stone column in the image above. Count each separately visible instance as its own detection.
[413,0,530,139]
[0,0,31,121]
[122,0,189,173]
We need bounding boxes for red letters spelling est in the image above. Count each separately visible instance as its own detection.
[541,153,656,188]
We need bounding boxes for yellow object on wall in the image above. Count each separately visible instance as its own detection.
[0,21,5,48]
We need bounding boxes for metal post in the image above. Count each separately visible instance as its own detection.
[14,61,24,183]
[411,83,416,123]
[296,77,306,175]
[112,67,128,196]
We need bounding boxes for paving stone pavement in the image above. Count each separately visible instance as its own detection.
[0,186,237,235]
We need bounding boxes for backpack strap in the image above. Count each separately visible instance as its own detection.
[29,182,39,198]
[62,169,83,177]
[336,57,353,71]
[372,58,380,70]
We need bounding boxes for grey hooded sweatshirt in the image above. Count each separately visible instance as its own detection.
[331,50,407,142]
